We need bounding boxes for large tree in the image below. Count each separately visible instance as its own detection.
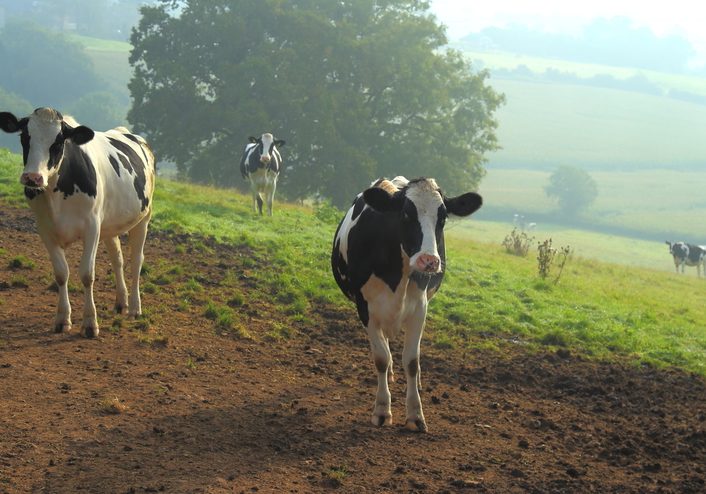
[129,0,504,206]
[544,165,598,217]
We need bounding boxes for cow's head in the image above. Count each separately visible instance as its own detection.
[363,177,482,273]
[666,240,689,263]
[248,133,285,165]
[0,108,94,189]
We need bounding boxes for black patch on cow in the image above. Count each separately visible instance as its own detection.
[24,187,43,200]
[108,155,121,177]
[47,132,65,170]
[107,137,149,211]
[54,141,97,199]
[687,245,704,263]
[407,358,419,379]
[355,292,369,327]
[20,131,30,164]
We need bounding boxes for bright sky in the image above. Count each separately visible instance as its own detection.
[429,0,706,65]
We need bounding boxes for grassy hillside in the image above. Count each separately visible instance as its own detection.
[1,149,704,377]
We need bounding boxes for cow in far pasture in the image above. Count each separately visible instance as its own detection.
[332,176,483,432]
[0,107,156,337]
[666,241,706,277]
[240,133,284,216]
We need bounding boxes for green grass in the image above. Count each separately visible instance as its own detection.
[0,150,704,376]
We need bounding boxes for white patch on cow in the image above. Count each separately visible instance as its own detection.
[23,108,63,186]
[335,193,364,264]
[404,179,443,272]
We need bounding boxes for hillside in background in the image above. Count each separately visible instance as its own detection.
[458,17,701,74]
[449,20,706,240]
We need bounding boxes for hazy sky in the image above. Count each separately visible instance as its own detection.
[429,0,706,65]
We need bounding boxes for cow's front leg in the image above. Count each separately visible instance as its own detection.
[265,178,277,216]
[104,236,128,314]
[127,213,150,318]
[45,243,72,333]
[367,323,393,427]
[79,223,101,337]
[402,294,428,432]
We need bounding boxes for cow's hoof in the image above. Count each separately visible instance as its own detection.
[405,418,428,433]
[114,303,127,314]
[371,414,392,427]
[54,321,71,333]
[81,325,99,338]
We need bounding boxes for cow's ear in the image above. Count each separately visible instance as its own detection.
[63,123,95,145]
[363,187,404,213]
[445,192,483,217]
[0,112,23,133]
[274,139,285,148]
[248,136,258,143]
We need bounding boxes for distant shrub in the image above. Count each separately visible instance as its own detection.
[314,200,342,225]
[502,228,534,257]
[537,238,572,284]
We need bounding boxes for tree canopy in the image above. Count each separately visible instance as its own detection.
[129,0,504,207]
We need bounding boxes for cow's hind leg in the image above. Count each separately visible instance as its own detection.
[104,236,128,314]
[367,323,393,427]
[127,213,151,318]
[79,222,101,337]
[402,291,428,432]
[45,243,72,333]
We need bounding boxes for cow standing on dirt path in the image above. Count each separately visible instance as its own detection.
[331,176,482,431]
[240,133,284,216]
[0,107,156,337]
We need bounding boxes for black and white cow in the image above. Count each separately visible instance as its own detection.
[331,177,482,431]
[239,133,284,216]
[0,107,156,337]
[666,241,706,276]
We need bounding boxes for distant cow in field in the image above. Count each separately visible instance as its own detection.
[0,107,156,337]
[666,241,706,277]
[240,133,284,216]
[331,177,482,431]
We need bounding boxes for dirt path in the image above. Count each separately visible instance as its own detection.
[0,206,704,493]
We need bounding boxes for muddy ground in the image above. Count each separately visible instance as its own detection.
[0,206,704,493]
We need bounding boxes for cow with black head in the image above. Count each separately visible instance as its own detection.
[332,176,482,431]
[666,241,706,276]
[0,107,156,337]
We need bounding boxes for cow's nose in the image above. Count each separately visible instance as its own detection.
[20,172,44,188]
[416,254,441,273]
[260,155,271,164]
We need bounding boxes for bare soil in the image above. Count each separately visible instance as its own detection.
[0,206,705,494]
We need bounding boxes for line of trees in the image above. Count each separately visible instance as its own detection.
[128,0,505,207]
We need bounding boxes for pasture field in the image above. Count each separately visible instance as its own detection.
[478,168,706,240]
[2,150,704,376]
[485,79,706,169]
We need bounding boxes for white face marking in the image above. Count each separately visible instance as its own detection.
[404,180,444,270]
[24,111,62,183]
[260,133,274,162]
